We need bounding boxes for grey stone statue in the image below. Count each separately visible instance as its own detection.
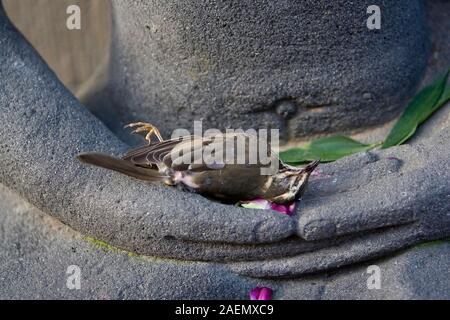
[104,0,429,142]
[0,0,449,298]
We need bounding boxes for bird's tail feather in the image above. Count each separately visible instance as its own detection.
[77,152,167,181]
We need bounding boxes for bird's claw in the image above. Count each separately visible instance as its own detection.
[125,122,164,144]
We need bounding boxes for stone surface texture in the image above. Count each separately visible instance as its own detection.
[1,185,449,299]
[103,0,429,143]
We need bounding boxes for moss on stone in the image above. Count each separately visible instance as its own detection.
[84,236,141,259]
[414,238,450,249]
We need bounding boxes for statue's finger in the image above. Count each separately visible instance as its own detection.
[230,224,420,278]
[296,170,422,241]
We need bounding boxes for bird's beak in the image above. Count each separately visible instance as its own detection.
[302,159,320,173]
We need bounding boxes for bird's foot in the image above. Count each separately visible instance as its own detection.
[125,122,164,144]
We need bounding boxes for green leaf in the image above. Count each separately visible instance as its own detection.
[280,136,379,164]
[437,81,450,107]
[382,70,449,149]
[240,201,268,210]
[278,147,316,163]
[280,69,450,164]
[307,136,378,161]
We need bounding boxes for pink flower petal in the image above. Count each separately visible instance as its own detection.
[249,287,261,300]
[258,287,273,300]
[270,202,296,216]
[240,198,296,216]
[250,287,273,300]
[269,203,286,213]
[251,198,270,207]
[287,202,296,214]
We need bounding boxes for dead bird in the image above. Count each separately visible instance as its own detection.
[77,122,319,204]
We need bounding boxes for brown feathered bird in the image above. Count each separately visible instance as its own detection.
[77,122,319,204]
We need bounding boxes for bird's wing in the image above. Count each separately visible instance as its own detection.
[77,153,168,181]
[123,132,280,172]
[122,135,216,169]
[167,133,280,172]
[122,136,188,166]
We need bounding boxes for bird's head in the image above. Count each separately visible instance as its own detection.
[271,160,320,204]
